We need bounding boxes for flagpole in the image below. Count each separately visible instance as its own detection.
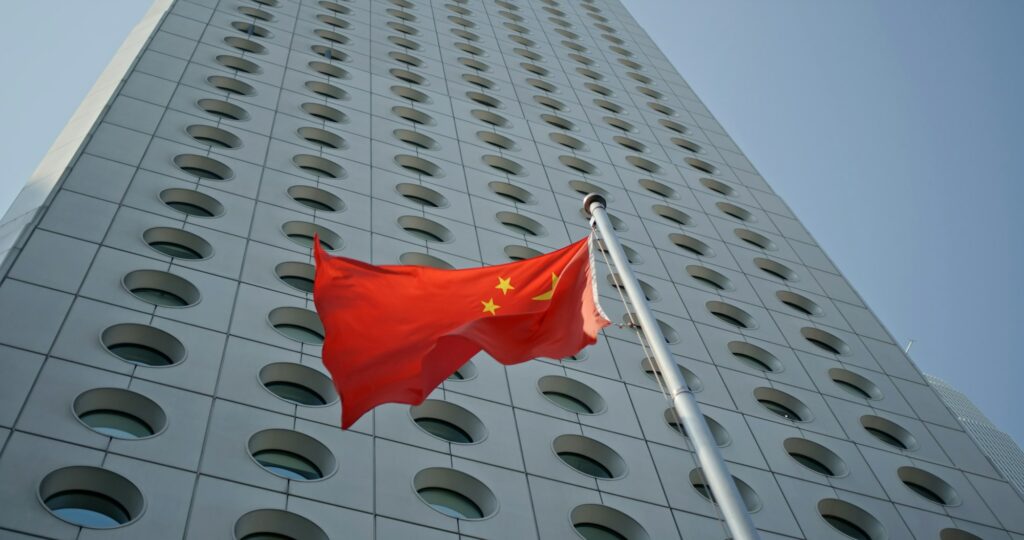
[584,193,761,540]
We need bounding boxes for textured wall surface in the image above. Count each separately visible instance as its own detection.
[0,0,1021,538]
[928,374,1024,501]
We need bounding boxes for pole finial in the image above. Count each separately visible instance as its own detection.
[582,193,607,217]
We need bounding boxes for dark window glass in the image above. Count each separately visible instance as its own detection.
[253,449,322,480]
[692,275,724,290]
[403,194,442,207]
[711,311,747,328]
[782,299,814,315]
[179,166,222,180]
[149,241,202,259]
[294,197,334,211]
[835,380,871,400]
[45,490,131,528]
[416,418,472,443]
[543,391,593,414]
[264,381,326,406]
[418,487,482,518]
[575,523,626,540]
[502,221,536,236]
[790,453,833,476]
[759,399,801,421]
[558,452,612,478]
[281,275,314,293]
[865,427,907,449]
[287,234,316,248]
[274,324,324,344]
[905,481,945,504]
[108,343,173,366]
[824,515,871,540]
[409,229,445,242]
[80,410,153,439]
[733,352,771,372]
[693,482,716,503]
[807,337,842,355]
[166,201,214,217]
[130,288,188,307]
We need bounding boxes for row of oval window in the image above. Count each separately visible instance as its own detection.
[277,36,748,259]
[447,0,731,220]
[233,0,643,81]
[121,222,894,453]
[379,4,742,255]
[173,139,749,253]
[37,457,985,540]
[40,458,689,540]
[217,17,703,181]
[57,297,965,531]
[93,286,915,459]
[107,234,880,398]
[226,12,667,110]
[239,0,680,129]
[107,243,878,400]
[186,80,740,254]
[163,154,852,371]
[435,0,707,163]
[142,191,850,375]
[95,194,896,431]
[168,132,770,276]
[50,374,976,540]
[134,202,855,364]
[222,5,714,187]
[297,0,696,147]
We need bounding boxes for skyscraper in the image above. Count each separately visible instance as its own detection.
[0,0,1020,538]
[926,375,1024,500]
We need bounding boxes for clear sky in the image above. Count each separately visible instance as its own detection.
[0,1,1021,444]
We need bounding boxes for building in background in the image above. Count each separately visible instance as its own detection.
[927,374,1024,499]
[0,0,1022,538]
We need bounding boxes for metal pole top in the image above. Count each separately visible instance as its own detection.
[582,193,607,217]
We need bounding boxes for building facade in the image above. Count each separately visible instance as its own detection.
[926,375,1024,500]
[0,0,1021,538]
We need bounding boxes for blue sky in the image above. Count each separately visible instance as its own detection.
[0,1,1021,444]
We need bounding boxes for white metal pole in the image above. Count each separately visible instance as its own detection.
[584,193,760,540]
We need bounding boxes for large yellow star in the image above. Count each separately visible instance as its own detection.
[532,273,560,301]
[481,297,500,315]
[496,276,514,295]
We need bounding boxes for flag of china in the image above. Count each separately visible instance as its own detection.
[313,236,610,428]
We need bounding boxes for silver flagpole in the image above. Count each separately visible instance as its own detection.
[584,193,761,540]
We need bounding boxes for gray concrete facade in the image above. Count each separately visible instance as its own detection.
[927,375,1024,501]
[0,0,1020,538]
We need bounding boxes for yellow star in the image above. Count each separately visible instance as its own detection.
[481,297,500,315]
[496,276,515,295]
[532,273,560,301]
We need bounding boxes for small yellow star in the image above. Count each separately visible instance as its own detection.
[481,297,500,315]
[496,276,515,295]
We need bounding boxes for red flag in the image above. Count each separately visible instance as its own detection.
[313,235,610,428]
